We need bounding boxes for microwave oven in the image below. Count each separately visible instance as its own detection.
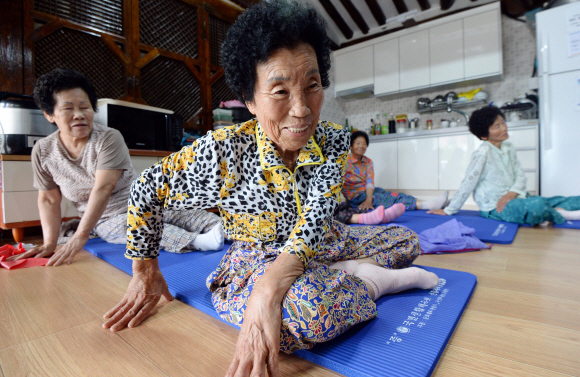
[94,99,183,151]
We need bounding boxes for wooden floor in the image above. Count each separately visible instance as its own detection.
[1,226,579,377]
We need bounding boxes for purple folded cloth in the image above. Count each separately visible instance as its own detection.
[417,218,491,254]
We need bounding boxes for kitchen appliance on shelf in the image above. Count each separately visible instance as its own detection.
[536,2,580,196]
[0,92,55,155]
[94,99,183,151]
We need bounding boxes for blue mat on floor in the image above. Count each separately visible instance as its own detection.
[553,220,580,229]
[84,238,477,377]
[353,209,519,244]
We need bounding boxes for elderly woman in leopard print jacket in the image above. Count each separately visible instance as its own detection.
[104,1,439,376]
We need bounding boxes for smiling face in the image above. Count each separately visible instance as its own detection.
[351,136,368,159]
[482,115,509,147]
[246,43,324,160]
[43,88,94,143]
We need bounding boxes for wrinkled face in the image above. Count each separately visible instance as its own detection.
[483,115,509,145]
[246,43,324,154]
[351,136,368,157]
[44,88,94,141]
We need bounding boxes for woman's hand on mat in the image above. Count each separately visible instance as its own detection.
[103,259,173,332]
[427,209,448,216]
[358,198,374,210]
[46,234,89,266]
[6,243,57,261]
[496,192,518,213]
[225,288,282,377]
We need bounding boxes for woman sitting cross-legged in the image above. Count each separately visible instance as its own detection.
[335,130,449,225]
[102,2,439,376]
[8,68,223,266]
[429,106,580,225]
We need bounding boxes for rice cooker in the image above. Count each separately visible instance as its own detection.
[0,92,55,155]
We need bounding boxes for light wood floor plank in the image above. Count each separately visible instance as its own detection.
[432,345,573,377]
[0,265,97,350]
[467,286,580,332]
[45,250,188,326]
[119,307,341,376]
[3,224,580,376]
[449,310,580,375]
[416,258,580,302]
[0,320,167,377]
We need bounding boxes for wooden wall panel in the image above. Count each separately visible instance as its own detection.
[0,0,24,93]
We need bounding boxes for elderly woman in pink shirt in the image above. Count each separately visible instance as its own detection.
[335,131,448,225]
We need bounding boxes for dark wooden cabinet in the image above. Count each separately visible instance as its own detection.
[1,0,244,133]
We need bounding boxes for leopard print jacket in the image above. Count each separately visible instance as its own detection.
[125,119,349,266]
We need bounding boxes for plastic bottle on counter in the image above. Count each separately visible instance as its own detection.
[426,119,433,130]
[388,113,396,134]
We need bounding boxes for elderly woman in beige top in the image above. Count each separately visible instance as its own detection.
[8,68,223,266]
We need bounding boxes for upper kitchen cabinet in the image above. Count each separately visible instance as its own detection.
[463,10,502,79]
[399,30,430,91]
[374,39,400,96]
[429,20,464,86]
[334,46,374,97]
[332,2,502,100]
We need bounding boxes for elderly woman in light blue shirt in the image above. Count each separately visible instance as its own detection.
[429,106,580,225]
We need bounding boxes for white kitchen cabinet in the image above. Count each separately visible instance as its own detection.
[438,134,482,190]
[368,121,538,195]
[0,158,80,225]
[373,38,400,96]
[429,20,464,85]
[334,46,374,96]
[397,137,438,190]
[365,140,398,189]
[508,127,538,193]
[131,156,159,176]
[399,30,430,91]
[463,10,502,79]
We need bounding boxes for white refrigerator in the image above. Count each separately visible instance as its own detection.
[536,2,580,197]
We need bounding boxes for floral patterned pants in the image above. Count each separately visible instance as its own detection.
[206,221,420,353]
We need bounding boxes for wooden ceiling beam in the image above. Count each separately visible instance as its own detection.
[440,0,455,11]
[392,0,408,14]
[364,0,386,25]
[339,0,369,34]
[417,0,431,11]
[318,0,353,39]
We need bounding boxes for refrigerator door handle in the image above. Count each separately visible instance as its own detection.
[540,32,552,150]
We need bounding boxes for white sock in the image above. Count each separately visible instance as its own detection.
[190,222,224,251]
[556,209,580,221]
[327,260,360,275]
[420,191,449,210]
[352,264,439,301]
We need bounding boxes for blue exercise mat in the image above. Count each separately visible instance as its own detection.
[353,209,519,244]
[84,238,476,377]
[553,220,580,229]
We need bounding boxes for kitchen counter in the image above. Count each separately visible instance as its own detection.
[368,119,538,143]
[1,149,176,161]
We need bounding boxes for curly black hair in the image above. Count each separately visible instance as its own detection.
[33,68,98,116]
[221,0,331,102]
[350,130,369,147]
[468,106,506,140]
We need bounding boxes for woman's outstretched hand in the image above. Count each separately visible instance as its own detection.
[103,259,173,332]
[46,234,89,266]
[427,209,448,215]
[225,253,303,377]
[358,198,374,211]
[225,288,281,377]
[6,243,56,261]
[496,192,518,213]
